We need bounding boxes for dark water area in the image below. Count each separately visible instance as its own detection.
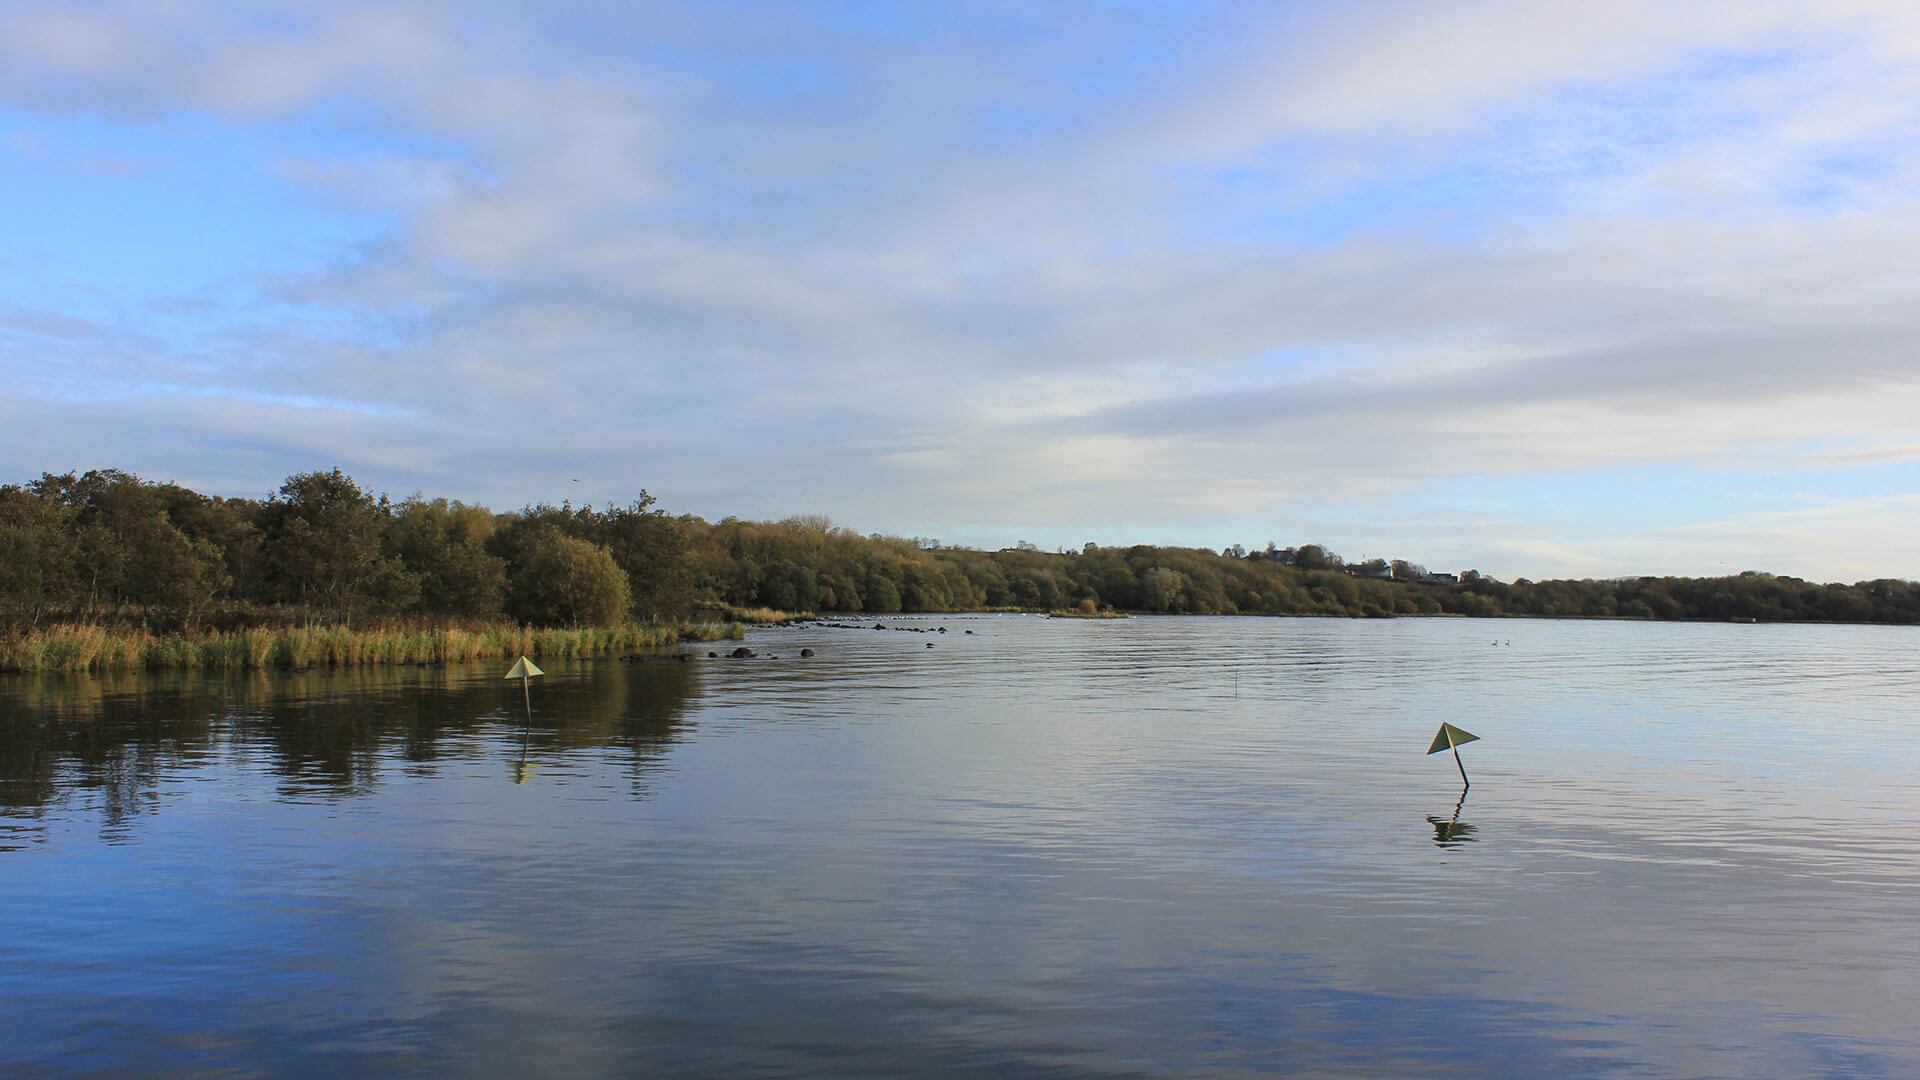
[3,616,1918,1078]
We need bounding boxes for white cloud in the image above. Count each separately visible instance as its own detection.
[1,1,1918,578]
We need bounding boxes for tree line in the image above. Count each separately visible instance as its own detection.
[3,468,1918,630]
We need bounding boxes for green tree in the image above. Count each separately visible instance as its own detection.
[507,530,632,627]
[0,483,78,627]
[864,573,902,613]
[259,469,417,620]
[1140,566,1188,611]
[388,497,508,618]
[1294,544,1341,571]
[600,494,697,621]
[818,572,862,611]
[28,470,229,625]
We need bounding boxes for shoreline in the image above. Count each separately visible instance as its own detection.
[0,622,744,675]
[11,606,1913,675]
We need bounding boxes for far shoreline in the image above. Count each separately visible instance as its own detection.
[8,603,1918,677]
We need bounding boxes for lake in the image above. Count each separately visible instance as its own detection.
[3,615,1917,1077]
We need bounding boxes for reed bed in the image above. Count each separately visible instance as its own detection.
[0,621,744,674]
[723,606,816,624]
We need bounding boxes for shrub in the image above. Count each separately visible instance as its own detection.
[506,531,632,628]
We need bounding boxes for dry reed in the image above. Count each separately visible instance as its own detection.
[0,621,744,674]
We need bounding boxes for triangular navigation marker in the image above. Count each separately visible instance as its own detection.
[505,656,544,776]
[1427,723,1478,756]
[1427,723,1480,788]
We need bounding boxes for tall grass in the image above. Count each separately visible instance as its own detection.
[0,621,744,674]
[723,606,815,624]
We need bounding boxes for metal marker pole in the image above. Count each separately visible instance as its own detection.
[521,673,534,762]
[1452,742,1470,789]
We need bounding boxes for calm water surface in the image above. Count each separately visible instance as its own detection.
[2,616,1917,1077]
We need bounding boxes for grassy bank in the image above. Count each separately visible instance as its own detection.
[0,622,745,674]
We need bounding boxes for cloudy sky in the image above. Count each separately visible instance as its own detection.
[4,1,1919,582]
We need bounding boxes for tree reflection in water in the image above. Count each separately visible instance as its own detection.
[0,670,221,842]
[0,657,703,841]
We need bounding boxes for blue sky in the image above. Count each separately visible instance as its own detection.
[4,1,1919,583]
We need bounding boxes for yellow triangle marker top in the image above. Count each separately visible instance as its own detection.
[504,656,544,680]
[1426,722,1479,755]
